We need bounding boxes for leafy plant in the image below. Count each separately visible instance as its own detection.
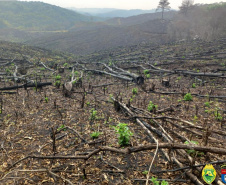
[57,124,66,131]
[214,110,223,121]
[74,71,79,76]
[204,102,210,107]
[63,63,68,67]
[44,97,49,103]
[147,101,158,112]
[142,170,148,175]
[177,76,181,80]
[184,93,193,101]
[90,131,101,139]
[146,74,151,78]
[150,177,168,185]
[192,83,196,88]
[132,88,138,95]
[161,180,169,185]
[54,80,61,87]
[55,74,61,80]
[113,123,133,146]
[143,69,149,75]
[89,108,97,121]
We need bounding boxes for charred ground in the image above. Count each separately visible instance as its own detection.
[0,38,225,184]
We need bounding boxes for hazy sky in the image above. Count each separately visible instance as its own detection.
[20,0,225,10]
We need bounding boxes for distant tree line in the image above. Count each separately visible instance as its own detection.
[156,0,226,41]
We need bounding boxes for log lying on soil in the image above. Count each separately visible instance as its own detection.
[85,69,132,81]
[0,82,52,91]
[145,64,225,77]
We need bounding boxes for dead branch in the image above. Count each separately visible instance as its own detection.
[10,143,226,169]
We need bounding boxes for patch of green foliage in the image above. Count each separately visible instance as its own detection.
[214,110,223,121]
[147,101,158,112]
[150,177,168,185]
[204,102,210,107]
[54,80,61,87]
[74,71,79,76]
[143,69,149,75]
[184,93,193,101]
[90,131,101,139]
[57,124,66,131]
[142,170,148,175]
[63,63,68,67]
[112,123,133,146]
[89,108,97,121]
[146,74,150,78]
[192,83,196,88]
[132,88,138,95]
[55,75,61,80]
[44,97,48,103]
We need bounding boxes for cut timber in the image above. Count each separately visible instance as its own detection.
[0,82,52,91]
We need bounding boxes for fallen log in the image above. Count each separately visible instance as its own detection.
[0,82,52,91]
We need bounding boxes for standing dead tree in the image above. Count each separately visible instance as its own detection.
[156,0,171,20]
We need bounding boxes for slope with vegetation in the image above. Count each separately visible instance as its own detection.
[0,1,99,31]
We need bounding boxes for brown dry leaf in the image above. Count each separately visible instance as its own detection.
[103,173,109,182]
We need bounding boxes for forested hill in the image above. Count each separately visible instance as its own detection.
[0,1,99,31]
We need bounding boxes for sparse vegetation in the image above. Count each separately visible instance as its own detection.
[184,93,193,101]
[0,12,225,184]
[148,101,158,112]
[90,131,101,139]
[113,123,133,146]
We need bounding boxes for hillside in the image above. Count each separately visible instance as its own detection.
[72,8,156,18]
[26,11,175,55]
[26,18,171,55]
[0,41,73,62]
[106,11,175,26]
[0,1,99,31]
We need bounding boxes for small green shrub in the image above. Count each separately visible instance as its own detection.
[214,110,223,121]
[192,83,196,88]
[143,69,149,75]
[132,88,138,95]
[147,101,158,112]
[55,75,61,80]
[89,108,97,121]
[142,170,148,175]
[184,93,193,101]
[57,124,66,131]
[44,97,49,103]
[204,102,210,107]
[150,177,168,185]
[146,74,150,78]
[113,123,133,146]
[63,63,68,67]
[74,71,79,76]
[54,80,61,87]
[90,131,101,139]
